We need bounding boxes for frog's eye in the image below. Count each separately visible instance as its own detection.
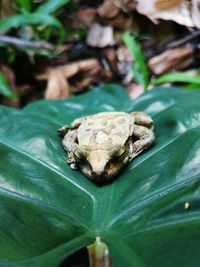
[74,150,83,159]
[114,145,126,158]
[74,146,88,159]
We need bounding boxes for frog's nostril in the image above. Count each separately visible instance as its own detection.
[92,170,103,177]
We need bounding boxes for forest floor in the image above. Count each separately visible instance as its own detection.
[0,0,200,108]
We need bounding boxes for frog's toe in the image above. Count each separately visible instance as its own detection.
[69,163,78,170]
[58,125,70,136]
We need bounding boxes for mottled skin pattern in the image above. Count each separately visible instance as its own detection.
[59,111,155,182]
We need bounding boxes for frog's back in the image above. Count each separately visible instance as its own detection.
[77,112,134,149]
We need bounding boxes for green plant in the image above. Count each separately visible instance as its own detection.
[152,71,200,88]
[0,72,16,98]
[0,13,65,40]
[123,32,150,90]
[123,32,200,90]
[0,84,200,267]
[35,0,71,15]
[0,0,72,58]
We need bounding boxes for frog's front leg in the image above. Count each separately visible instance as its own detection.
[62,129,78,169]
[129,125,155,160]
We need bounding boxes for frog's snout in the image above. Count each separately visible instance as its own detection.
[91,169,105,179]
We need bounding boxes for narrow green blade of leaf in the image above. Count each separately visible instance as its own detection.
[184,83,200,89]
[123,32,150,90]
[36,0,71,14]
[0,72,16,98]
[0,14,65,41]
[152,72,200,87]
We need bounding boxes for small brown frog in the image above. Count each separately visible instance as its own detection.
[59,111,155,182]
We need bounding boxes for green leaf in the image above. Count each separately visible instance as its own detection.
[0,84,200,267]
[17,0,32,12]
[123,32,150,90]
[0,14,65,41]
[36,0,71,14]
[0,72,16,98]
[152,72,200,87]
[184,83,200,89]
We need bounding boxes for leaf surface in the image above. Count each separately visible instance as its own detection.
[0,84,200,267]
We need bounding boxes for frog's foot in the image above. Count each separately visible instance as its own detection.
[67,152,78,170]
[129,125,155,160]
[58,125,70,137]
[131,111,154,130]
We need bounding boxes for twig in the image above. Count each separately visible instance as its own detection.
[166,30,200,49]
[0,35,55,51]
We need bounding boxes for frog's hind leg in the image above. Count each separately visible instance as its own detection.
[62,129,78,169]
[129,125,155,160]
[131,111,154,129]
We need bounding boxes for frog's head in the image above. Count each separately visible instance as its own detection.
[74,145,129,182]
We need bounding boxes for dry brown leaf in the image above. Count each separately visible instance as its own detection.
[57,59,100,78]
[154,0,181,10]
[38,59,101,97]
[126,1,137,11]
[86,23,115,47]
[71,77,94,93]
[111,0,132,10]
[106,12,134,30]
[73,8,96,29]
[127,83,144,100]
[148,46,193,74]
[44,69,70,99]
[84,63,101,77]
[104,48,117,71]
[97,0,120,19]
[37,59,100,80]
[135,0,200,28]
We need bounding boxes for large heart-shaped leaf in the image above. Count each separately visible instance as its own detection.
[0,85,200,267]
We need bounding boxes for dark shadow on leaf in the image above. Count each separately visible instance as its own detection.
[59,247,89,267]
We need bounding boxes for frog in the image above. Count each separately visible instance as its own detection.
[59,111,155,182]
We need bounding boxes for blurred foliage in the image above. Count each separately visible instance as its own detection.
[0,14,65,40]
[124,31,200,90]
[0,0,73,98]
[0,1,200,99]
[152,72,200,88]
[0,0,72,56]
[0,72,16,98]
[123,32,150,90]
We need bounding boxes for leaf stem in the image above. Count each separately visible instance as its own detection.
[87,237,112,267]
